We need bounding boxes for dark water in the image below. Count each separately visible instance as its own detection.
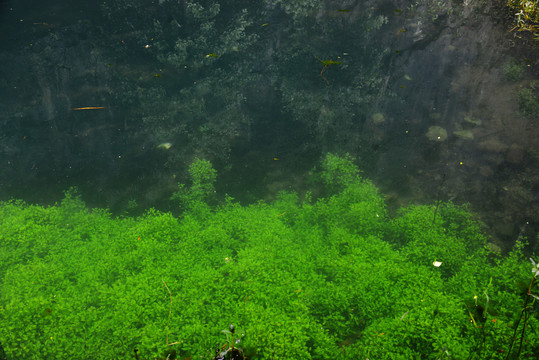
[1,0,538,249]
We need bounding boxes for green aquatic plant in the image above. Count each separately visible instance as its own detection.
[505,256,539,359]
[171,158,217,213]
[0,154,537,359]
[214,324,245,360]
[187,158,218,199]
[318,152,361,194]
[503,61,525,82]
[518,83,539,117]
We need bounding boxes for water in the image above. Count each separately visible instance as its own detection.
[0,0,537,249]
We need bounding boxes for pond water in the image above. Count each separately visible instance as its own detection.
[0,0,537,250]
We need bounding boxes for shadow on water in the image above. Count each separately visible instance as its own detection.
[0,0,537,250]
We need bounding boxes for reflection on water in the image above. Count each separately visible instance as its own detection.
[0,0,537,249]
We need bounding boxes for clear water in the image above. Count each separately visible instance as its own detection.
[0,0,537,248]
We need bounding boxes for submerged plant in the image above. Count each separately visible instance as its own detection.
[503,61,525,82]
[505,257,539,358]
[0,155,537,359]
[214,324,245,360]
[171,158,217,212]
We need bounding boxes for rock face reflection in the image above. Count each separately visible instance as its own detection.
[0,0,537,248]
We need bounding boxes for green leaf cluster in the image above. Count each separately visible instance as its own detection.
[1,154,538,359]
[503,61,525,82]
[507,0,539,39]
[171,158,218,213]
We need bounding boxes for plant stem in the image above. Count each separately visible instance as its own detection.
[163,279,173,346]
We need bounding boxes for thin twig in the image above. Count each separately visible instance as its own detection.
[162,279,172,346]
[320,65,330,85]
[432,174,446,225]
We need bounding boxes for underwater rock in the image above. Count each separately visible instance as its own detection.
[477,139,508,153]
[371,112,385,125]
[479,166,494,177]
[506,144,525,164]
[429,112,442,121]
[485,242,502,254]
[454,129,474,140]
[494,222,515,237]
[426,126,447,141]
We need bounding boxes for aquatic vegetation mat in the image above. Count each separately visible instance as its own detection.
[0,155,538,359]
